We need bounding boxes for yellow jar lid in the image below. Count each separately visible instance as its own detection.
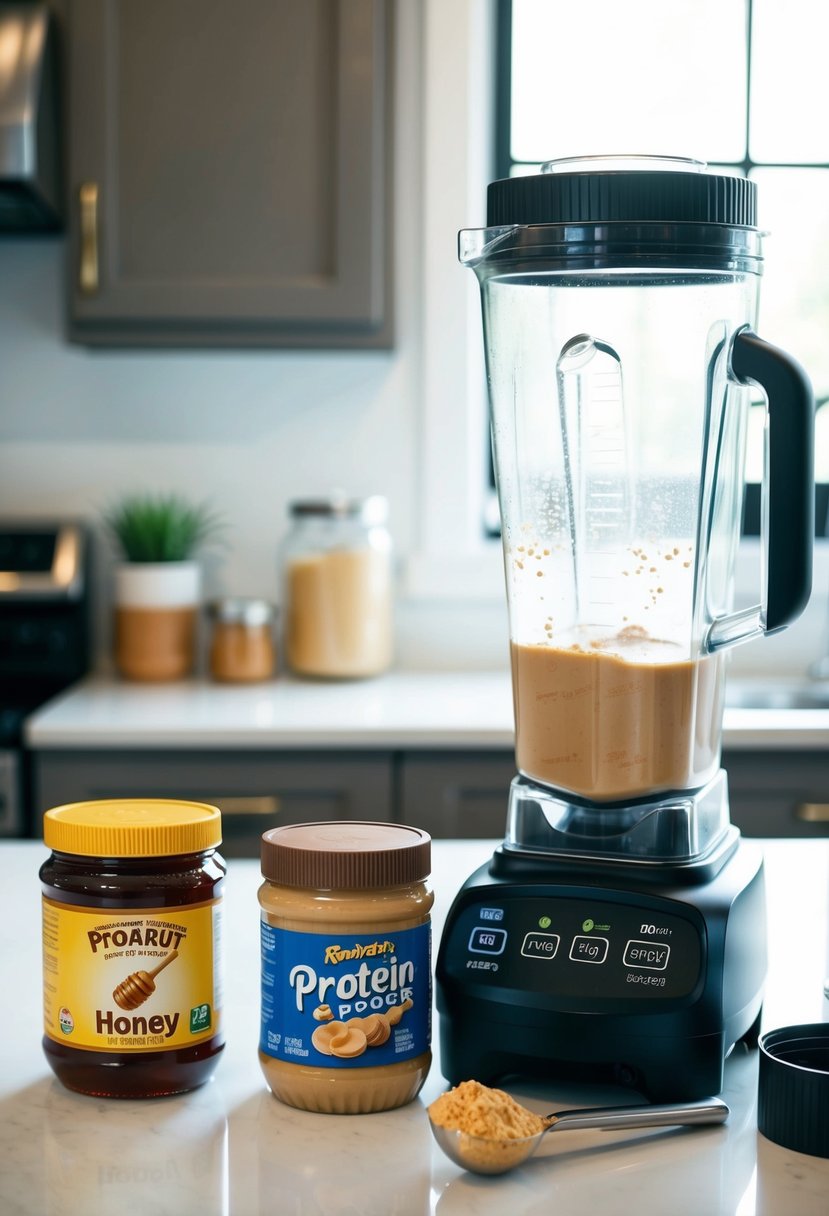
[43,799,222,858]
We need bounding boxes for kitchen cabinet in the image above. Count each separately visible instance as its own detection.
[400,750,829,842]
[31,748,517,848]
[399,752,518,839]
[31,745,829,856]
[724,750,829,838]
[33,749,394,857]
[67,0,393,347]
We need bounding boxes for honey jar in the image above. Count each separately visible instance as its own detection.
[208,597,275,682]
[40,799,225,1098]
[258,821,432,1114]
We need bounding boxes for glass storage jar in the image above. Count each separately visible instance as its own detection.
[208,597,275,682]
[280,496,393,678]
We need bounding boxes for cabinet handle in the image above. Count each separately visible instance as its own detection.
[215,796,281,817]
[79,182,99,294]
[795,802,829,823]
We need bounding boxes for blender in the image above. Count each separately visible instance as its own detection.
[435,156,814,1101]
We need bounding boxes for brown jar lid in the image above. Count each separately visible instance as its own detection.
[261,821,431,890]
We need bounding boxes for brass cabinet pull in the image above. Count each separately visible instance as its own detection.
[79,182,99,294]
[795,802,829,823]
[215,796,281,817]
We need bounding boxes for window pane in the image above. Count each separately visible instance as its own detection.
[511,0,747,164]
[751,169,829,409]
[748,402,829,486]
[750,0,829,162]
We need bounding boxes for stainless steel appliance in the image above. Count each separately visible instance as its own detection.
[436,156,815,1100]
[0,5,62,230]
[0,522,89,834]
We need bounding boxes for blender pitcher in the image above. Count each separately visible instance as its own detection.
[462,157,814,855]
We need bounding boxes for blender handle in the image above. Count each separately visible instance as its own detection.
[707,329,814,651]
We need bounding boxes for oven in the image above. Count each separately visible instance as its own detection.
[0,522,90,836]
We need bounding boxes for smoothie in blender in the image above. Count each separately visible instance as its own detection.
[511,627,724,802]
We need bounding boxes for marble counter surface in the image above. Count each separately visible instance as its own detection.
[1,838,828,1216]
[24,672,829,750]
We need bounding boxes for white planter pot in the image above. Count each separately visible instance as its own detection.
[113,562,201,681]
[115,561,201,609]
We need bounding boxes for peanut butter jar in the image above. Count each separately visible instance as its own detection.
[258,821,432,1114]
[40,799,225,1098]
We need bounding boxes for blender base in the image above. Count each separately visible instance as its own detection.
[435,830,766,1103]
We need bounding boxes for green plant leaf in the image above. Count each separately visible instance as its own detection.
[104,494,223,562]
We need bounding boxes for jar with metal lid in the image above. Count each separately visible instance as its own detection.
[208,597,276,682]
[40,799,225,1098]
[258,821,432,1114]
[280,496,393,678]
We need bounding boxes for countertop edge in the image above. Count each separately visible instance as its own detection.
[22,675,829,751]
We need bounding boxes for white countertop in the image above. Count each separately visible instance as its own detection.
[23,673,829,750]
[2,838,828,1216]
[25,673,517,749]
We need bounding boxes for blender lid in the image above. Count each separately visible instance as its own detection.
[485,154,757,230]
[758,1024,829,1158]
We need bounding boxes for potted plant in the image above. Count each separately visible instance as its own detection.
[105,493,220,681]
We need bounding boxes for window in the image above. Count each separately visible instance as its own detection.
[491,0,829,537]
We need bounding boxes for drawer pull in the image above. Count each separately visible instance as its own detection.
[79,182,99,294]
[216,796,281,817]
[795,802,829,823]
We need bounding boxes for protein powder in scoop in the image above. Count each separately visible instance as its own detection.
[258,821,432,1114]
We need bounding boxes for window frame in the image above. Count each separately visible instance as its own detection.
[491,0,828,538]
[403,0,505,602]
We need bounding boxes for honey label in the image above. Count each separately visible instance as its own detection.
[260,920,431,1067]
[42,897,223,1053]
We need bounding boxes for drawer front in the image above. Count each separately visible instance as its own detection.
[33,750,394,857]
[400,749,829,841]
[399,752,515,839]
[724,750,829,838]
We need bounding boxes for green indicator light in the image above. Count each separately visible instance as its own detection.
[538,916,552,929]
[582,918,594,933]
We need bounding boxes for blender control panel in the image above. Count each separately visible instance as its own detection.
[446,894,702,1001]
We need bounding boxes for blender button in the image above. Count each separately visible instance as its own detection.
[520,932,560,959]
[623,940,671,970]
[468,927,507,955]
[569,935,609,964]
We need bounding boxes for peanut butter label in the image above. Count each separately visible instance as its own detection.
[42,897,223,1052]
[260,921,430,1067]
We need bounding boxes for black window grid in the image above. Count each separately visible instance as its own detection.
[485,0,827,539]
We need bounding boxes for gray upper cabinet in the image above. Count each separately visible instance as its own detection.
[68,0,393,347]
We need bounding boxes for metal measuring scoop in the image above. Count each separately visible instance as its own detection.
[429,1096,729,1175]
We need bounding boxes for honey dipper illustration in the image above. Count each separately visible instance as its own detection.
[112,949,178,1011]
